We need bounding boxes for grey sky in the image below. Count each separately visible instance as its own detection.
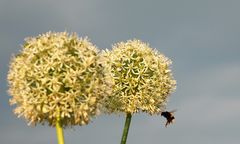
[1,0,240,144]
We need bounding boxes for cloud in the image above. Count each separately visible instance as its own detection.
[143,62,240,143]
[184,62,240,97]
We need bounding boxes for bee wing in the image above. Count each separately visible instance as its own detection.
[169,109,177,114]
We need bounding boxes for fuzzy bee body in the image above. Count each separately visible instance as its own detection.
[161,110,176,127]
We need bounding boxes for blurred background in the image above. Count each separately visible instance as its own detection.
[1,0,240,144]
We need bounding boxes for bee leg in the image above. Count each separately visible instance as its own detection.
[165,121,169,127]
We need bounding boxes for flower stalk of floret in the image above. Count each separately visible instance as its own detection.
[120,113,132,144]
[56,108,65,144]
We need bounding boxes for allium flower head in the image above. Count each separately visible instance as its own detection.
[103,40,176,114]
[8,32,111,127]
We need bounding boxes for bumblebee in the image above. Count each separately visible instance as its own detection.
[161,110,176,127]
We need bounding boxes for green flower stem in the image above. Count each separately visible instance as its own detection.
[56,115,65,144]
[120,113,132,144]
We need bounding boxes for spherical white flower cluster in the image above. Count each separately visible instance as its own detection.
[103,40,176,114]
[8,32,112,126]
